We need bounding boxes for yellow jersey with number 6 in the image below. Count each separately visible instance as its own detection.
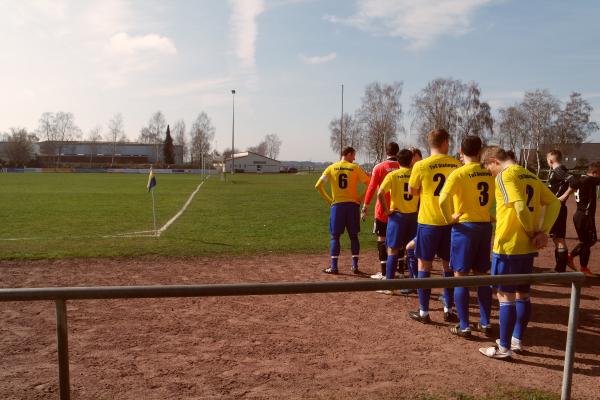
[409,154,461,225]
[318,160,370,204]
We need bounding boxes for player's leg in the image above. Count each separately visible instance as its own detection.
[569,211,586,268]
[406,238,417,278]
[551,204,568,272]
[409,224,435,323]
[384,213,401,280]
[325,204,344,274]
[438,225,456,321]
[475,223,493,334]
[347,203,361,273]
[450,223,472,335]
[512,255,535,352]
[371,219,387,279]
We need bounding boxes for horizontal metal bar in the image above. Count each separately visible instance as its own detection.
[0,272,584,302]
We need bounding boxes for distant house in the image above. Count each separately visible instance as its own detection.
[523,143,600,170]
[223,152,281,173]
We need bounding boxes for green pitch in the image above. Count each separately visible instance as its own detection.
[0,172,373,260]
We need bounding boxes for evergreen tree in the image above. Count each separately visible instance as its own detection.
[163,124,175,165]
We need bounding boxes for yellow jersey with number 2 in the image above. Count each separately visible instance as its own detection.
[319,160,370,205]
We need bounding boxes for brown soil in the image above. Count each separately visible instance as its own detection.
[1,201,599,399]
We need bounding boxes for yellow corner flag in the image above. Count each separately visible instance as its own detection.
[147,169,157,192]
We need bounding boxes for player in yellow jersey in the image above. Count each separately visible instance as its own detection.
[479,146,560,359]
[407,129,461,324]
[315,146,370,274]
[439,136,495,338]
[375,149,420,294]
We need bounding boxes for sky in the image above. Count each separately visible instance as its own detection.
[1,0,600,163]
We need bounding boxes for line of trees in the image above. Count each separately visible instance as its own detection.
[330,78,598,172]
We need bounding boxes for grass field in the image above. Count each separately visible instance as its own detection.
[0,172,373,260]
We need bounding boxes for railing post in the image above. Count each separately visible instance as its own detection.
[561,282,581,400]
[55,299,70,400]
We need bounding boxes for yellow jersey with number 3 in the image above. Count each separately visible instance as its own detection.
[494,164,557,255]
[318,160,370,204]
[441,162,495,223]
[379,167,419,214]
[409,154,461,225]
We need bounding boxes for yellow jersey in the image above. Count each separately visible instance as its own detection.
[441,162,495,223]
[318,160,370,204]
[494,164,557,255]
[379,167,419,214]
[409,154,461,225]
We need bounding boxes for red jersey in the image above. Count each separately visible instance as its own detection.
[363,158,400,222]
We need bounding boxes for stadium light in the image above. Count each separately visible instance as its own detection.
[231,89,236,175]
[340,84,343,157]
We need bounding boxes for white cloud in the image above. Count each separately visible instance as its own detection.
[300,52,337,65]
[229,0,265,68]
[326,0,495,49]
[107,32,177,56]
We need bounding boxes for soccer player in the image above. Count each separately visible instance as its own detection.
[375,148,420,294]
[439,136,494,338]
[546,150,574,272]
[568,161,600,277]
[407,129,461,324]
[361,142,400,280]
[315,146,370,274]
[479,146,560,359]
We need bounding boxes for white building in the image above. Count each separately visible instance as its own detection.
[224,152,281,173]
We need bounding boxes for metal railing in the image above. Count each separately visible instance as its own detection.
[0,272,585,400]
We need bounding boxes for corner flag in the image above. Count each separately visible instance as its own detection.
[147,169,157,192]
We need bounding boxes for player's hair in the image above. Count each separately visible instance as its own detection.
[409,147,423,159]
[398,149,413,167]
[481,146,510,164]
[588,161,600,175]
[428,128,449,149]
[386,142,400,157]
[548,149,563,162]
[341,146,356,156]
[461,135,482,157]
[506,150,517,162]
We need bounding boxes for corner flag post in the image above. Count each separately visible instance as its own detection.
[147,166,158,235]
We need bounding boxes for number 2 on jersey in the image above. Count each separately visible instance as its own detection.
[433,173,445,196]
[525,184,534,211]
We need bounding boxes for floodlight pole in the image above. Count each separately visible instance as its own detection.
[231,89,236,175]
[340,84,344,156]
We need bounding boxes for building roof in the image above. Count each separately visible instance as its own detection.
[224,151,280,163]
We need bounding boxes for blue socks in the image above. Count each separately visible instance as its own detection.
[454,286,470,330]
[477,286,493,327]
[514,298,531,340]
[443,271,454,311]
[386,254,398,280]
[331,256,338,270]
[417,271,431,312]
[406,249,417,278]
[499,301,516,349]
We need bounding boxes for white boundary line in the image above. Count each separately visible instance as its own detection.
[0,176,209,241]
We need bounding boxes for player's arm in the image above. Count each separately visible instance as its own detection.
[439,172,458,224]
[499,171,536,235]
[314,173,333,205]
[362,167,379,216]
[408,162,422,196]
[539,185,561,235]
[377,175,392,215]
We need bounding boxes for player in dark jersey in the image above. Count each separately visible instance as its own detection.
[546,150,574,272]
[568,161,600,277]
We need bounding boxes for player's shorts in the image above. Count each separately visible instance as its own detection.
[450,222,492,273]
[330,202,361,236]
[573,210,597,246]
[373,219,387,236]
[386,212,418,249]
[415,223,451,262]
[491,253,536,293]
[550,203,568,239]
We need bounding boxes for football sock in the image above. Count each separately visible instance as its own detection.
[417,271,431,312]
[330,235,340,257]
[385,254,398,280]
[571,243,582,258]
[513,298,531,341]
[397,248,405,275]
[555,248,568,272]
[349,233,360,257]
[351,256,359,269]
[580,245,591,267]
[377,240,387,274]
[477,285,493,327]
[406,249,417,278]
[454,286,470,330]
[499,301,516,349]
[331,256,338,270]
[443,271,454,311]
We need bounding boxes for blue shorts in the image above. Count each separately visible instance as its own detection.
[415,224,451,262]
[330,202,360,236]
[450,222,492,273]
[386,212,417,249]
[491,253,536,293]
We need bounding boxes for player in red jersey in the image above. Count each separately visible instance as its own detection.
[361,142,400,279]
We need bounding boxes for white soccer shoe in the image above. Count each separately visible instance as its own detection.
[375,289,395,295]
[495,338,522,352]
[370,272,385,280]
[479,345,512,359]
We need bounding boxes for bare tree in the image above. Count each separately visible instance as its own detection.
[139,111,167,162]
[358,81,403,162]
[5,127,36,166]
[264,134,282,159]
[329,113,362,156]
[106,114,126,167]
[247,141,267,156]
[53,112,81,167]
[87,125,103,167]
[497,105,528,160]
[189,112,215,165]
[552,92,599,147]
[455,82,494,147]
[172,119,187,163]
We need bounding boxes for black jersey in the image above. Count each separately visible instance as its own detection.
[572,175,600,215]
[547,165,572,197]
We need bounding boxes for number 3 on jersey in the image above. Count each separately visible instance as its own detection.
[477,182,489,206]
